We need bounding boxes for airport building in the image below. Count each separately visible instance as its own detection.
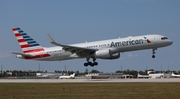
[36,72,63,79]
[85,73,133,79]
[138,73,172,79]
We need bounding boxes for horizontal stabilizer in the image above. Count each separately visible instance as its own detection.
[11,52,33,57]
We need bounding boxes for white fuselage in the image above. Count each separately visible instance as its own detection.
[59,73,75,79]
[17,34,173,61]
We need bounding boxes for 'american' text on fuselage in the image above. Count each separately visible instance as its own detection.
[110,39,144,47]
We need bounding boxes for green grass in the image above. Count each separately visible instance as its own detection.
[0,83,180,99]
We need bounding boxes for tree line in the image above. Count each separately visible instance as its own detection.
[0,69,179,78]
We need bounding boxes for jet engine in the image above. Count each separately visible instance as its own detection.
[94,49,120,59]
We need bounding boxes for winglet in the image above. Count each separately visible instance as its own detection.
[47,34,56,44]
[47,34,65,47]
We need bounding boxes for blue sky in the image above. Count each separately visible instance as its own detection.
[0,0,179,72]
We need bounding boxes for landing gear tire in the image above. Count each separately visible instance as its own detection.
[84,63,88,67]
[84,57,98,67]
[87,62,91,64]
[87,62,94,67]
[90,63,94,67]
[94,62,98,66]
[152,49,157,59]
[83,62,98,67]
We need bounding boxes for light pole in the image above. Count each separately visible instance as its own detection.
[168,65,169,73]
[167,65,169,78]
[146,65,148,71]
[65,65,66,72]
[121,65,122,73]
[146,65,148,74]
[1,64,2,74]
[39,63,40,72]
[161,65,162,74]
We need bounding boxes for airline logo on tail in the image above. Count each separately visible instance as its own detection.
[12,28,44,53]
[144,36,151,43]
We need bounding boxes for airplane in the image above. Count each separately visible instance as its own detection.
[11,27,173,67]
[171,72,180,78]
[59,73,75,79]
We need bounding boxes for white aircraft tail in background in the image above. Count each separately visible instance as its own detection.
[11,27,173,67]
[171,72,180,77]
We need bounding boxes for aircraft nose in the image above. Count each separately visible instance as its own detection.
[169,40,173,45]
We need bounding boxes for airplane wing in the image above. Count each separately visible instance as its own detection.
[47,34,97,57]
[11,52,33,57]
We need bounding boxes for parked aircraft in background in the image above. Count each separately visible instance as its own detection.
[59,73,75,79]
[171,72,180,78]
[12,27,173,66]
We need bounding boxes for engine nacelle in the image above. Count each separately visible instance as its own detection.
[94,49,120,59]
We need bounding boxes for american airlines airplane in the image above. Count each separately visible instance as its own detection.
[12,28,173,67]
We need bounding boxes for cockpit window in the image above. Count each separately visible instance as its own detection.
[161,37,168,40]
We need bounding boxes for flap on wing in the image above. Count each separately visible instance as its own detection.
[11,52,33,57]
[47,34,97,57]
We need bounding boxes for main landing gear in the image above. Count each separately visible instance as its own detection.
[152,49,156,58]
[84,57,98,67]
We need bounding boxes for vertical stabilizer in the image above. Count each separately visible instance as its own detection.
[12,27,44,54]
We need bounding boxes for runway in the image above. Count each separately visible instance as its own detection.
[0,78,180,83]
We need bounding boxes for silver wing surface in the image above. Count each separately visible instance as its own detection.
[47,34,97,57]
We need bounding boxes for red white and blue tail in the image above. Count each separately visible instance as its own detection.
[12,27,44,54]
